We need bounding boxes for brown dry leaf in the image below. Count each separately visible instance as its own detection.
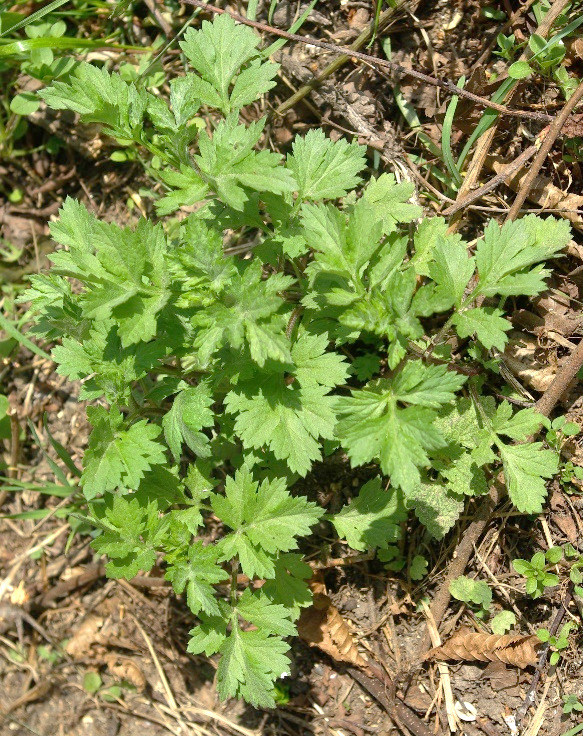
[104,654,147,692]
[425,629,541,668]
[561,112,583,138]
[298,593,368,668]
[535,290,583,340]
[65,614,104,658]
[454,67,501,134]
[485,155,583,232]
[480,660,521,693]
[565,38,583,68]
[503,332,557,392]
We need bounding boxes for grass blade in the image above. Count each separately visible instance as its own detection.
[246,0,259,21]
[0,0,69,38]
[0,479,73,497]
[262,0,319,57]
[442,76,465,188]
[43,414,82,478]
[0,311,51,360]
[0,36,149,57]
[456,77,515,172]
[2,506,75,520]
[561,725,583,736]
[27,419,71,487]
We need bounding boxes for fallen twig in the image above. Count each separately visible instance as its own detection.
[414,484,503,658]
[347,663,435,736]
[441,143,539,217]
[535,337,583,417]
[416,329,581,659]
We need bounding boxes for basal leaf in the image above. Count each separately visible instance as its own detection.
[287,128,366,201]
[331,477,406,551]
[82,406,165,499]
[163,383,214,461]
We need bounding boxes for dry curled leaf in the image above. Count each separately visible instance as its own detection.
[503,332,557,392]
[298,593,368,668]
[104,654,147,692]
[425,629,541,668]
[65,614,104,658]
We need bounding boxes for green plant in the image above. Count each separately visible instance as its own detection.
[545,416,582,491]
[494,33,518,62]
[513,547,563,598]
[490,610,516,635]
[564,544,583,598]
[0,0,149,158]
[21,14,573,708]
[273,681,291,706]
[563,694,583,715]
[377,546,428,581]
[482,6,506,21]
[546,415,581,451]
[537,620,578,666]
[82,670,129,702]
[514,543,583,600]
[449,575,492,616]
[507,12,583,96]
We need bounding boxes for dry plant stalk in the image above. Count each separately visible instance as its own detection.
[425,629,542,668]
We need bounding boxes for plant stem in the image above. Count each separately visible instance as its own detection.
[230,557,239,608]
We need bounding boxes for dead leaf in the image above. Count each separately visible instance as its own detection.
[480,660,521,693]
[104,654,147,692]
[485,155,583,233]
[565,38,583,68]
[10,581,29,606]
[425,629,541,668]
[503,332,557,392]
[535,290,583,340]
[65,614,104,658]
[298,593,368,668]
[404,686,435,712]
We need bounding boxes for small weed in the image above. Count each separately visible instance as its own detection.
[563,694,583,715]
[449,576,492,617]
[513,548,562,599]
[490,610,516,635]
[537,621,578,666]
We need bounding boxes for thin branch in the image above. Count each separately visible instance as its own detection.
[515,585,573,727]
[441,143,539,216]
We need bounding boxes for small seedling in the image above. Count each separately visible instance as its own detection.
[378,547,428,581]
[545,416,580,451]
[273,681,291,706]
[491,610,516,635]
[83,671,102,694]
[563,694,583,715]
[409,555,429,581]
[537,620,578,666]
[513,547,562,599]
[449,576,492,617]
